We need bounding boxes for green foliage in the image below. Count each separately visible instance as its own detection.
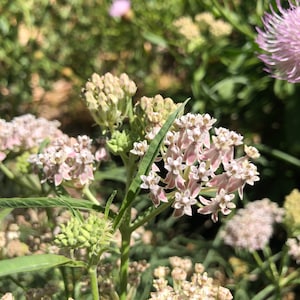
[1,0,300,299]
[0,254,83,277]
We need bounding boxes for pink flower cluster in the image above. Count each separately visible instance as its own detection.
[29,135,106,188]
[222,198,284,251]
[0,114,63,162]
[141,113,260,222]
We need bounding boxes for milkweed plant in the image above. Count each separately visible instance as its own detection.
[1,1,300,299]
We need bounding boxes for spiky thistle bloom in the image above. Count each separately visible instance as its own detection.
[256,0,300,83]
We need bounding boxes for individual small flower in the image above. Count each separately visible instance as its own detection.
[130,140,149,156]
[287,236,300,264]
[256,0,300,83]
[198,189,236,222]
[222,198,284,251]
[109,0,131,18]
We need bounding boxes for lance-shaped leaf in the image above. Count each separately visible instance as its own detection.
[113,99,189,230]
[0,254,86,277]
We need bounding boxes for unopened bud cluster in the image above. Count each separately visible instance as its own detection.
[134,94,181,141]
[81,72,137,131]
[54,213,113,258]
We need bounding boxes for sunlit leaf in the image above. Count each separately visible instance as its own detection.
[0,254,85,277]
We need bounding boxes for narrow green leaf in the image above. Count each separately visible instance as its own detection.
[251,285,275,300]
[113,99,189,230]
[142,31,168,48]
[105,190,117,218]
[0,196,104,212]
[0,254,85,277]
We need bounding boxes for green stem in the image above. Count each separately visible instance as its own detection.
[83,185,99,205]
[0,163,41,193]
[60,266,71,299]
[119,211,131,300]
[255,144,300,168]
[0,163,14,179]
[263,247,279,281]
[130,200,173,232]
[89,265,100,300]
[279,269,300,288]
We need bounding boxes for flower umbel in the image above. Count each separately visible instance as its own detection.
[140,113,260,221]
[256,0,300,82]
[29,135,105,188]
[222,198,284,251]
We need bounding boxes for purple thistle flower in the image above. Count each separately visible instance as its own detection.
[256,0,300,83]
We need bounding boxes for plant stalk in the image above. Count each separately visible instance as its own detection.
[89,265,100,300]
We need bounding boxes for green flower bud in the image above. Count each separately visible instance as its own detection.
[106,130,131,155]
[82,72,137,132]
[54,213,113,258]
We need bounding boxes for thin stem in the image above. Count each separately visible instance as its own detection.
[119,211,131,300]
[263,247,280,281]
[0,163,14,179]
[130,200,173,232]
[59,266,71,299]
[0,163,41,193]
[89,265,100,300]
[255,144,300,168]
[83,185,99,205]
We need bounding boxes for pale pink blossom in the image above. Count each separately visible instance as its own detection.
[140,112,260,221]
[29,135,104,188]
[222,198,284,251]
